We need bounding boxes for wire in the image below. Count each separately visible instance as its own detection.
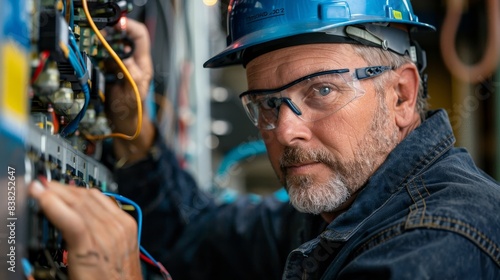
[22,258,35,280]
[61,0,66,15]
[69,0,74,29]
[139,246,155,265]
[103,192,172,279]
[47,104,59,133]
[64,0,71,24]
[140,247,172,280]
[139,252,156,266]
[102,192,142,243]
[59,41,70,57]
[31,51,50,84]
[81,0,142,141]
[69,30,86,72]
[59,41,91,137]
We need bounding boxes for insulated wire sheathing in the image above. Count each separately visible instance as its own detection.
[140,248,172,280]
[440,0,500,83]
[103,192,142,243]
[69,0,74,29]
[31,51,50,84]
[69,30,86,71]
[58,41,91,137]
[81,0,143,141]
[64,0,71,24]
[103,192,172,279]
[61,49,90,136]
[22,258,35,280]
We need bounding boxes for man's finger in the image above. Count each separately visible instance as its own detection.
[28,181,94,252]
[124,19,153,76]
[123,19,150,58]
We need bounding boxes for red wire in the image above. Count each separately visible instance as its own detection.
[31,51,50,84]
[139,252,156,266]
[47,103,59,134]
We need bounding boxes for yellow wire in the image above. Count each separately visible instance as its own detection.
[121,205,136,211]
[57,0,64,13]
[65,0,71,23]
[81,0,142,141]
[59,41,70,58]
[98,90,105,102]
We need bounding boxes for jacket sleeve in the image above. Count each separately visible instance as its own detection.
[113,133,322,280]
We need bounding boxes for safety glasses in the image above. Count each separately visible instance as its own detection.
[240,66,392,130]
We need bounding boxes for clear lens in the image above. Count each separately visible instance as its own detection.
[241,66,392,130]
[241,71,364,130]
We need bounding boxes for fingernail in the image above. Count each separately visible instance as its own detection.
[30,180,46,195]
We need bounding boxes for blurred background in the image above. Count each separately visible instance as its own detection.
[128,0,500,196]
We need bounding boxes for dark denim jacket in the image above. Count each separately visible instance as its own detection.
[283,109,500,279]
[116,109,500,279]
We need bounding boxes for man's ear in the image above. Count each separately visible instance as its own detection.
[392,63,420,128]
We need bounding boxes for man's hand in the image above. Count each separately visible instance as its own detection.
[105,19,155,165]
[29,179,142,280]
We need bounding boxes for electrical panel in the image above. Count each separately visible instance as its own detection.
[1,0,136,279]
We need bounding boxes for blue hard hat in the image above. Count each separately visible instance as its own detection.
[204,0,435,68]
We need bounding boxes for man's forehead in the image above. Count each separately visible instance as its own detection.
[246,44,362,85]
[252,43,353,63]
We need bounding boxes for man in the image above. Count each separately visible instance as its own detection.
[30,0,500,279]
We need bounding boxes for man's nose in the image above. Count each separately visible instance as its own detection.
[272,100,311,146]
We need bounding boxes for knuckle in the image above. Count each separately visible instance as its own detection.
[88,187,103,197]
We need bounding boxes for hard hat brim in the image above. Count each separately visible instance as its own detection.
[204,19,435,69]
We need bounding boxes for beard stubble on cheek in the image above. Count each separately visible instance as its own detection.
[279,146,354,214]
[279,94,400,215]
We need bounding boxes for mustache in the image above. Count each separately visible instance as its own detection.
[279,146,337,173]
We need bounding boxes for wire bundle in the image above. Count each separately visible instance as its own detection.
[59,30,91,137]
[56,0,143,140]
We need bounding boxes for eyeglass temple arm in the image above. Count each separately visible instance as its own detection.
[355,66,393,80]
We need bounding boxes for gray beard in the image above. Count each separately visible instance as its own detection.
[286,173,350,214]
[281,96,399,215]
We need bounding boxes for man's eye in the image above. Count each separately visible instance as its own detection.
[266,97,280,108]
[318,86,332,96]
[256,97,277,110]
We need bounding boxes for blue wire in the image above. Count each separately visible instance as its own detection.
[60,45,90,136]
[69,31,86,72]
[102,192,143,244]
[140,245,158,263]
[59,84,89,136]
[58,25,89,136]
[103,193,165,275]
[69,0,74,29]
[67,45,84,78]
[22,258,33,278]
[62,0,66,15]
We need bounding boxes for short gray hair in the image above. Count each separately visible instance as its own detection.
[351,45,428,120]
